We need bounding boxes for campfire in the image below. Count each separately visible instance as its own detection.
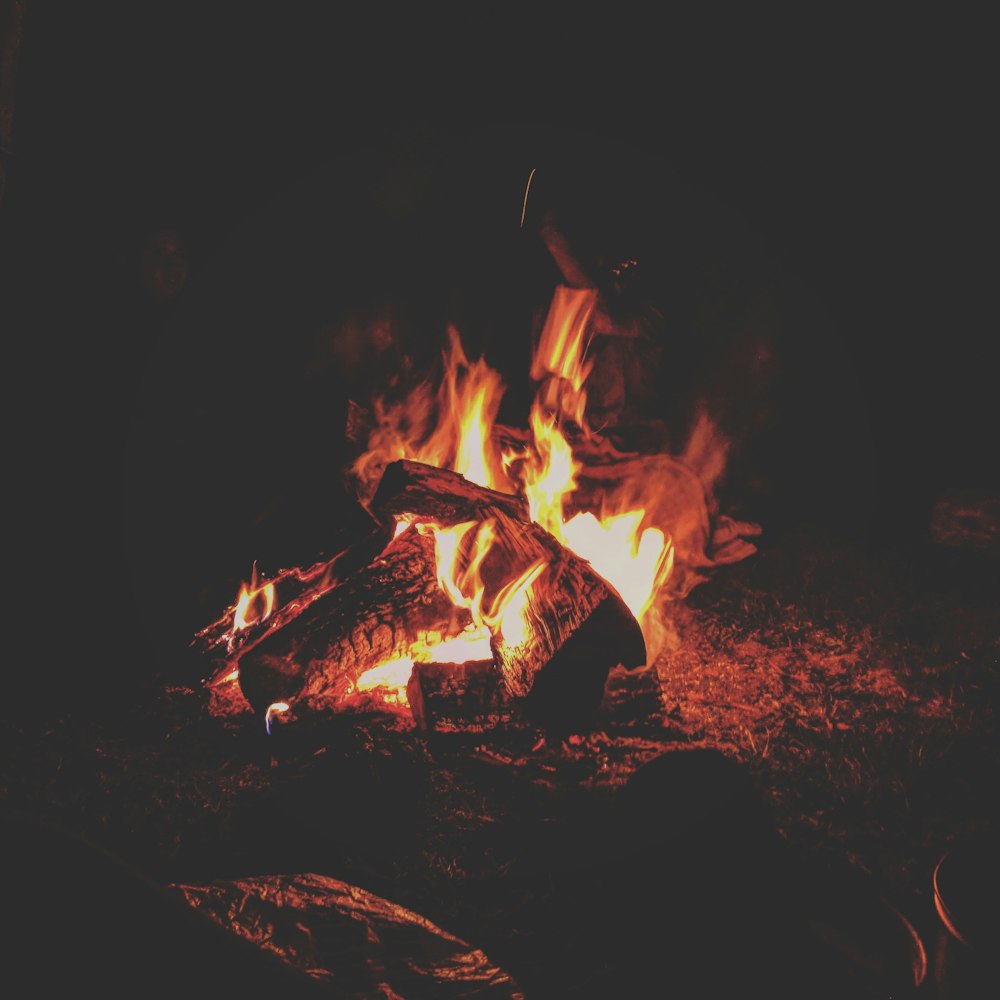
[194,264,760,734]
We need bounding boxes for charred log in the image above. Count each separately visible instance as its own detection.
[237,527,467,714]
[406,659,511,732]
[194,509,394,695]
[240,467,645,731]
[372,458,528,525]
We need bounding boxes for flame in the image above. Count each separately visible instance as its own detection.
[232,566,276,633]
[530,285,597,427]
[422,519,547,639]
[425,328,510,489]
[562,511,674,622]
[522,404,579,536]
[355,658,414,705]
[350,287,679,663]
[353,327,512,500]
[490,560,547,648]
[354,523,547,708]
[202,268,753,721]
[265,701,289,734]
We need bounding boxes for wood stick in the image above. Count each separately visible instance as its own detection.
[406,659,510,732]
[237,527,468,714]
[372,459,528,525]
[480,508,646,727]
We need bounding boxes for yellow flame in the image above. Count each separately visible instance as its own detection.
[355,658,414,705]
[530,285,597,427]
[422,518,546,638]
[232,567,276,633]
[522,404,579,537]
[563,511,674,622]
[354,521,548,709]
[353,287,685,664]
[492,560,547,647]
[412,328,510,490]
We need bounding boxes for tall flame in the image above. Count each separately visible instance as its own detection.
[522,404,580,536]
[530,285,598,428]
[351,284,697,707]
[353,326,512,499]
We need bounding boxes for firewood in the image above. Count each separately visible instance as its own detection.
[481,508,646,729]
[372,458,528,525]
[240,467,646,731]
[406,659,511,732]
[237,527,469,714]
[194,504,392,660]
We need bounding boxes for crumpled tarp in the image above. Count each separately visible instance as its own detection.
[174,873,522,999]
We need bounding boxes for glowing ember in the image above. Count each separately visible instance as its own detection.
[355,658,414,705]
[422,629,494,663]
[353,628,495,707]
[265,701,289,734]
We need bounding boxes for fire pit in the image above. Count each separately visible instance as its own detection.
[7,112,998,998]
[194,274,759,738]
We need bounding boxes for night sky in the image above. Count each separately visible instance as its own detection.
[4,8,995,710]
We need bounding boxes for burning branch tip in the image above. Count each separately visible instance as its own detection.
[520,167,537,228]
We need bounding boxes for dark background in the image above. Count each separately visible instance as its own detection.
[3,8,995,711]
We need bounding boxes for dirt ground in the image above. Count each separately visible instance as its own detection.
[4,524,996,995]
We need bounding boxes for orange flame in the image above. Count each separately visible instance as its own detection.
[232,566,276,633]
[353,327,513,500]
[522,404,580,536]
[354,521,548,707]
[355,659,414,705]
[562,511,674,622]
[530,285,597,428]
[422,519,547,639]
[352,285,686,688]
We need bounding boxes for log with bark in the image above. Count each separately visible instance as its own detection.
[479,507,646,729]
[237,526,469,714]
[195,505,393,670]
[373,460,645,723]
[406,659,511,732]
[239,460,646,731]
[372,458,528,525]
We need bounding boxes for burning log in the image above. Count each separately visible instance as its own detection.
[482,508,646,728]
[237,527,466,714]
[371,461,646,721]
[372,458,528,525]
[239,459,646,731]
[406,659,510,732]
